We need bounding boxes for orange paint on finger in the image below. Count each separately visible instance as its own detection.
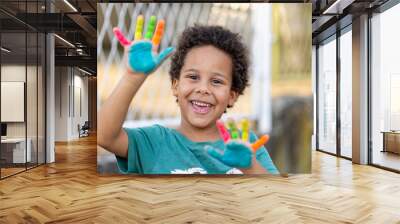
[251,135,269,153]
[152,20,165,47]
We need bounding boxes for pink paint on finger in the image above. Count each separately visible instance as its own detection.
[216,120,231,143]
[113,27,131,47]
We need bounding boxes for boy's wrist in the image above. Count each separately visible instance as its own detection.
[124,69,146,78]
[126,66,146,76]
[122,70,147,86]
[238,156,267,174]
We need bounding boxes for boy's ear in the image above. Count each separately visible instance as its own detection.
[228,90,239,107]
[172,79,179,97]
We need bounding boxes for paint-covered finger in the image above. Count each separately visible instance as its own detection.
[152,19,165,47]
[134,15,144,40]
[144,15,157,40]
[216,120,230,143]
[156,47,174,65]
[227,119,239,140]
[251,135,269,153]
[241,119,249,142]
[113,27,131,47]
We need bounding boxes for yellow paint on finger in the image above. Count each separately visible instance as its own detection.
[241,119,249,142]
[134,15,144,40]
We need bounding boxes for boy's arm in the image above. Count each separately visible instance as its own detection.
[98,16,173,158]
[97,72,146,158]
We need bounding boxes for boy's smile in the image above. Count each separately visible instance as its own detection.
[172,45,238,133]
[190,100,214,114]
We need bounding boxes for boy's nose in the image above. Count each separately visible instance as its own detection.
[196,88,209,94]
[195,85,211,95]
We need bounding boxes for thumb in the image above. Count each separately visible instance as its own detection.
[156,47,175,65]
[205,145,224,162]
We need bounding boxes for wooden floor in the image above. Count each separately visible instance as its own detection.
[373,150,400,171]
[1,163,45,178]
[1,167,26,178]
[1,135,400,223]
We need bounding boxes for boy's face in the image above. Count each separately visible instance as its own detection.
[172,45,238,129]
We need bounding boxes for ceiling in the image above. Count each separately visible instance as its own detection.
[311,0,391,43]
[0,0,396,75]
[0,0,96,75]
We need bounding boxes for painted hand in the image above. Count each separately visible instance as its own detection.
[113,15,174,75]
[206,119,270,168]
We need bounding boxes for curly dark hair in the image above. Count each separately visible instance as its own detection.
[169,25,249,95]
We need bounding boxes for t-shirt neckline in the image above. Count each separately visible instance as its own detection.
[169,127,223,146]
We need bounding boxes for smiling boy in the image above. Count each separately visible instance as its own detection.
[98,16,279,174]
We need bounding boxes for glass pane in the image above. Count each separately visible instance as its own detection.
[38,32,45,165]
[26,0,40,170]
[0,0,46,178]
[340,29,352,158]
[371,4,400,171]
[1,30,27,177]
[317,37,337,154]
[312,45,316,151]
[27,31,38,169]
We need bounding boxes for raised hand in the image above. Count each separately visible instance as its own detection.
[206,119,269,168]
[113,15,174,75]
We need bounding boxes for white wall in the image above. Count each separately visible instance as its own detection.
[1,66,25,132]
[55,67,69,141]
[1,64,46,164]
[1,65,26,144]
[72,73,89,137]
[54,67,89,141]
[1,65,36,138]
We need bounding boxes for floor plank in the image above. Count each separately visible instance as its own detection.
[0,135,399,223]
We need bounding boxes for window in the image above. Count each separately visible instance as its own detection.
[371,3,400,171]
[317,36,337,154]
[339,28,352,158]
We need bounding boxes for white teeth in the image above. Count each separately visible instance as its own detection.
[192,100,211,107]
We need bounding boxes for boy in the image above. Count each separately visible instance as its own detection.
[98,16,279,174]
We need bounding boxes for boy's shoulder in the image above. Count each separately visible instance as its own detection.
[124,123,166,131]
[124,124,172,137]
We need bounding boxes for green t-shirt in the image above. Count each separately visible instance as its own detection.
[115,124,279,174]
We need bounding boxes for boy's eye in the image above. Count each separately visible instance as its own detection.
[212,79,223,85]
[186,74,199,80]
